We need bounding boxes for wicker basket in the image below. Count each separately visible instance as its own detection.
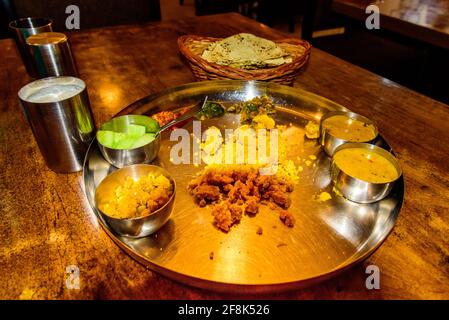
[178,35,312,86]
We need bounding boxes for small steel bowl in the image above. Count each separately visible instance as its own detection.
[331,143,402,204]
[320,111,378,156]
[98,115,161,168]
[95,164,175,238]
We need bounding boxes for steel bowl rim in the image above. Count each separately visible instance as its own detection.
[9,17,53,30]
[97,132,161,152]
[320,110,379,142]
[95,164,176,222]
[99,114,159,129]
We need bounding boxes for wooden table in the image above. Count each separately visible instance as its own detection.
[333,0,449,50]
[1,13,448,299]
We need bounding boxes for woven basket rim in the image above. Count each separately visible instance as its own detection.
[178,34,311,79]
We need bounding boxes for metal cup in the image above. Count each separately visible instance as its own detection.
[26,32,78,78]
[18,76,96,173]
[9,17,53,77]
[97,115,161,168]
[95,164,176,238]
[320,111,378,156]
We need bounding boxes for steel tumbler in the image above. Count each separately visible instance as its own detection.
[9,17,53,77]
[18,76,96,173]
[26,32,78,78]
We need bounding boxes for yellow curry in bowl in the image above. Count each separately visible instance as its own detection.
[333,147,400,184]
[322,115,377,142]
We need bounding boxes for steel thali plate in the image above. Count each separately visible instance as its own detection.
[83,80,403,293]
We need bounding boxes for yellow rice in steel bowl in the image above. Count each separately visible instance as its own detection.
[98,173,173,219]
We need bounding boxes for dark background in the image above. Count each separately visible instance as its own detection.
[1,0,447,105]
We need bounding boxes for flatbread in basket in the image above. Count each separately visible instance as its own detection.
[178,33,311,86]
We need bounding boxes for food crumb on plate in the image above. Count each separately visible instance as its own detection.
[316,191,332,202]
[279,210,295,227]
[305,120,319,139]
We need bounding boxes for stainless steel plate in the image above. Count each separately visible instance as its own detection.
[83,80,403,293]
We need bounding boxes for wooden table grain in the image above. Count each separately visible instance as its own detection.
[333,0,449,50]
[0,13,448,300]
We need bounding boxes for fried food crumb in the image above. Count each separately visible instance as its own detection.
[211,200,242,232]
[151,108,189,126]
[209,252,214,260]
[256,227,263,235]
[279,210,295,227]
[191,184,220,206]
[188,166,295,232]
[245,197,259,215]
[270,191,291,209]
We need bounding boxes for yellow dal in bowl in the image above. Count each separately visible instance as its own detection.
[323,115,376,142]
[333,148,399,183]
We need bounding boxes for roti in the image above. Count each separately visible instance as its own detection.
[201,33,292,69]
